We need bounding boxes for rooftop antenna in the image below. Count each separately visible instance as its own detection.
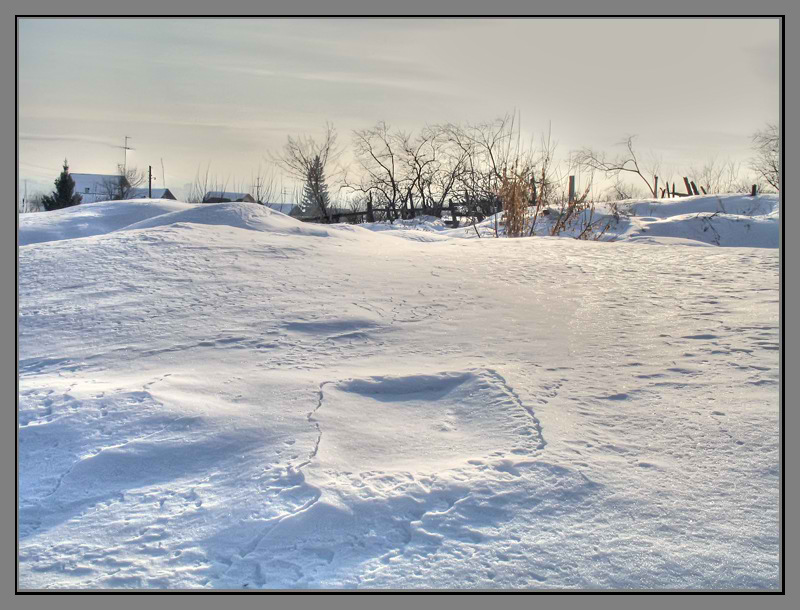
[122,136,134,173]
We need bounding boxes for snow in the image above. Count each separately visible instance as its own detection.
[18,199,194,246]
[357,193,780,249]
[69,173,122,204]
[203,191,253,202]
[18,195,780,590]
[126,188,174,200]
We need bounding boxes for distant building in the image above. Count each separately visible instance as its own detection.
[70,174,177,202]
[289,206,353,220]
[202,191,256,203]
[70,173,123,203]
[263,202,299,215]
[127,187,177,200]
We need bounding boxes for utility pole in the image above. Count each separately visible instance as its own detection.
[122,136,133,173]
[281,187,291,213]
[254,175,262,203]
[148,166,152,198]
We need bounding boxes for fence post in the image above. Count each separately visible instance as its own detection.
[654,176,659,198]
[568,175,576,203]
[366,193,375,222]
[683,177,693,196]
[690,181,700,196]
[751,184,758,197]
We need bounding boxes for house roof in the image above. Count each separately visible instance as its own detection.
[127,187,174,199]
[71,173,121,188]
[203,191,253,201]
[263,202,297,214]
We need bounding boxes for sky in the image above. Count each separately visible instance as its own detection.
[18,18,780,202]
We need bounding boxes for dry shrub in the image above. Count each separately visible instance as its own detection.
[497,165,534,238]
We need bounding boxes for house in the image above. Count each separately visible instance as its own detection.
[70,173,123,204]
[202,191,256,203]
[263,202,299,215]
[289,206,352,219]
[126,187,177,200]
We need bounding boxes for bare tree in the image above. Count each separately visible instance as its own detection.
[604,176,647,201]
[686,156,749,194]
[574,135,660,198]
[19,192,45,213]
[344,121,408,221]
[750,123,779,192]
[443,114,520,217]
[410,125,470,217]
[272,123,341,221]
[186,163,213,203]
[250,163,278,204]
[185,163,236,203]
[99,165,147,200]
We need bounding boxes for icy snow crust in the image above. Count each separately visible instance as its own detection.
[19,198,779,589]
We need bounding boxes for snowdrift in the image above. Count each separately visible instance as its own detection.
[122,202,337,238]
[18,199,194,246]
[17,193,780,590]
[617,194,780,248]
[19,199,393,246]
[359,193,780,248]
[19,193,779,249]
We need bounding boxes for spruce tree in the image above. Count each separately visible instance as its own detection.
[300,155,331,221]
[41,159,82,211]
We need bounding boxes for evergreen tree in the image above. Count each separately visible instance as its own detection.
[41,159,82,211]
[300,155,331,221]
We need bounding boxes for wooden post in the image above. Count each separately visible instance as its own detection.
[700,186,707,195]
[672,182,676,197]
[568,175,576,203]
[751,184,758,197]
[148,166,152,198]
[654,176,659,198]
[690,181,699,196]
[683,177,693,196]
[366,192,375,222]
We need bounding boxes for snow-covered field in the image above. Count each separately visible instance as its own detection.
[18,195,780,590]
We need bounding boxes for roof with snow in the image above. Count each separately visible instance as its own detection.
[70,173,123,204]
[127,187,177,200]
[263,202,298,214]
[203,191,255,203]
[71,173,121,188]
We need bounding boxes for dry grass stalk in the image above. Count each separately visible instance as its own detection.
[497,164,534,238]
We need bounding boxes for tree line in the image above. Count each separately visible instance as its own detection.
[20,119,779,220]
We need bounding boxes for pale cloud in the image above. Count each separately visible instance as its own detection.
[18,18,780,200]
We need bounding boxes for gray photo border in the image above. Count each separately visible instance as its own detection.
[3,2,794,610]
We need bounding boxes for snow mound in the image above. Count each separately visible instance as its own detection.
[621,194,779,218]
[615,194,780,247]
[17,197,780,589]
[122,202,338,238]
[313,370,544,474]
[358,193,780,248]
[623,212,779,247]
[19,200,381,246]
[18,199,194,246]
